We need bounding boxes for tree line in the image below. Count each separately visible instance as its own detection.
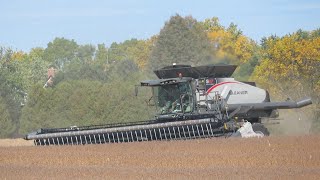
[0,14,319,137]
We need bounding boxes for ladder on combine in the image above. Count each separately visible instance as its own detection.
[196,78,224,120]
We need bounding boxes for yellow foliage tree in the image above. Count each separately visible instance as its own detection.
[11,51,26,61]
[204,18,255,65]
[252,29,320,132]
[252,31,320,102]
[128,37,156,70]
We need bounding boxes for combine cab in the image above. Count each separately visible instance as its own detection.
[25,64,312,145]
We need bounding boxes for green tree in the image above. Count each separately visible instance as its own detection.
[149,14,212,70]
[44,37,79,69]
[0,47,24,137]
[105,39,154,69]
[108,59,139,80]
[19,77,154,134]
[56,60,106,83]
[77,44,95,64]
[201,17,224,32]
[0,96,15,138]
[95,43,108,66]
[20,48,50,90]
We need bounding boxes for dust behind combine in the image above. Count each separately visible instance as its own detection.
[1,135,320,179]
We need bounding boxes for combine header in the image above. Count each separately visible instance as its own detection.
[25,64,312,146]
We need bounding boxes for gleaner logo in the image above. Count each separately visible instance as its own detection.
[230,90,248,95]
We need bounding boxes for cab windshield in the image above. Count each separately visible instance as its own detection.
[153,82,193,114]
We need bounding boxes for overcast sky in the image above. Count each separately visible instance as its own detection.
[1,0,319,52]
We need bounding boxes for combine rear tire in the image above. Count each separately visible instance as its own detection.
[252,123,270,136]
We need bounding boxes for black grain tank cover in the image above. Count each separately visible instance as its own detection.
[153,64,237,79]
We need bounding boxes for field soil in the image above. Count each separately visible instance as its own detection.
[1,135,320,179]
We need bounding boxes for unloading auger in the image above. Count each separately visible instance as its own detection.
[25,64,312,146]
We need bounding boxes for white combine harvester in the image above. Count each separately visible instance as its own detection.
[25,64,312,145]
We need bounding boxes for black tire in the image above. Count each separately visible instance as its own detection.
[252,123,270,136]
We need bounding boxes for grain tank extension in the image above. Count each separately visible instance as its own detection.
[25,64,312,145]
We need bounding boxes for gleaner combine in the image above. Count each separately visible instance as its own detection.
[25,64,312,146]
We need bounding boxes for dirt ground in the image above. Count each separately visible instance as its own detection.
[0,135,320,180]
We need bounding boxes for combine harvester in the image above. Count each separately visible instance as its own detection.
[25,64,312,146]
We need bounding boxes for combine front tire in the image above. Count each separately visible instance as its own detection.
[252,123,270,136]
